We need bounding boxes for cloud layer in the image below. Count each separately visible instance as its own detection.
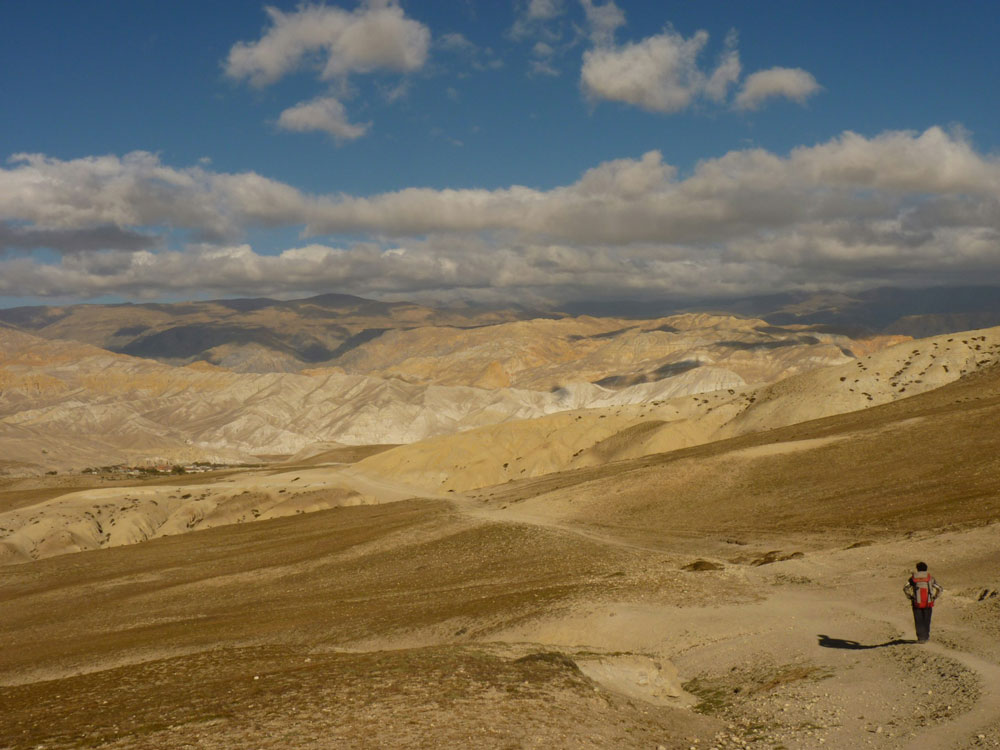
[2,127,998,303]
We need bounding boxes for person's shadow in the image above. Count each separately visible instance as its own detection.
[817,634,913,649]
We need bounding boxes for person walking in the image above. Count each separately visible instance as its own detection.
[903,561,943,643]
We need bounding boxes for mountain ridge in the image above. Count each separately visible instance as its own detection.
[3,286,993,373]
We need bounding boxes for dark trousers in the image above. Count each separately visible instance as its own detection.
[912,606,933,642]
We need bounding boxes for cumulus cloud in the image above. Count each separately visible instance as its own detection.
[225,1,430,86]
[580,27,752,114]
[579,0,626,46]
[277,96,370,141]
[3,128,1000,302]
[225,2,429,142]
[526,0,566,21]
[578,13,816,115]
[704,31,741,102]
[581,30,711,112]
[735,67,821,110]
[510,0,567,40]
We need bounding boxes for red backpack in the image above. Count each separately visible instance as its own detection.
[911,574,936,608]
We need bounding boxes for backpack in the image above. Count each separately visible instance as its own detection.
[910,574,937,608]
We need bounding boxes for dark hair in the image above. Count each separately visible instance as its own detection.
[916,561,928,571]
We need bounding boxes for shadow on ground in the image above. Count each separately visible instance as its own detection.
[817,634,913,650]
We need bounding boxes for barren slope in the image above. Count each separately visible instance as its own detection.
[3,364,1000,747]
[333,311,904,389]
[463,359,1000,552]
[0,328,744,473]
[352,326,1000,493]
[4,326,997,563]
[0,294,540,372]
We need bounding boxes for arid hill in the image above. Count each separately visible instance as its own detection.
[0,293,543,373]
[3,325,998,567]
[4,328,1000,747]
[351,326,1000,493]
[0,292,911,379]
[563,285,1000,338]
[331,312,905,389]
[0,325,745,474]
[464,356,1000,548]
[0,311,908,474]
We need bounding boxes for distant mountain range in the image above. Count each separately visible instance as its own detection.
[0,293,547,373]
[559,285,1000,337]
[0,310,904,473]
[2,286,995,374]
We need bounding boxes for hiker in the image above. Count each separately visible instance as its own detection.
[903,561,942,643]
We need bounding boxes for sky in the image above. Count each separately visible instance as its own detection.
[0,0,998,309]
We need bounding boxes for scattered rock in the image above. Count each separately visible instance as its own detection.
[683,559,725,572]
[750,551,804,566]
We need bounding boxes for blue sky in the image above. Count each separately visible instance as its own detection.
[1,0,998,308]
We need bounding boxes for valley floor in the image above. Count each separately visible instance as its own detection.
[2,480,1000,750]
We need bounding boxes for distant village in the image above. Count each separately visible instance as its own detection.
[78,462,260,478]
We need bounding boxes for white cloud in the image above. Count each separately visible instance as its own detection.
[438,32,475,53]
[527,0,565,21]
[530,59,561,77]
[580,29,711,113]
[3,128,1000,302]
[704,31,741,102]
[5,129,998,242]
[578,17,818,115]
[276,97,370,141]
[579,0,626,46]
[0,151,313,239]
[510,0,567,39]
[533,41,555,58]
[224,1,429,143]
[735,67,821,110]
[225,1,430,86]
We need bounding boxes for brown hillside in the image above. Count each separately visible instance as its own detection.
[472,363,1000,548]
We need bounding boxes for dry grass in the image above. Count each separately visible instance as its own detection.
[0,497,729,748]
[3,644,717,750]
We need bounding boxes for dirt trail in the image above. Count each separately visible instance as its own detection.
[341,468,683,556]
[451,493,676,556]
[899,643,1000,750]
[449,490,1000,749]
[310,468,1000,748]
[841,596,1000,750]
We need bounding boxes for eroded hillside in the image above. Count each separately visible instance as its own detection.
[0,294,541,373]
[351,326,1000,494]
[0,311,905,474]
[4,347,1000,748]
[3,325,999,566]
